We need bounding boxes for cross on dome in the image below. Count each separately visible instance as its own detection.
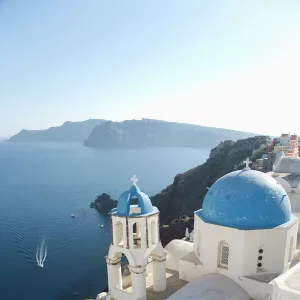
[243,157,252,169]
[130,174,138,186]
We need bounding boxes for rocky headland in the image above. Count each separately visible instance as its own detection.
[7,119,107,143]
[91,135,271,245]
[84,119,257,149]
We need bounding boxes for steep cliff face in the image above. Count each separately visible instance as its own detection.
[151,135,271,223]
[7,119,107,143]
[84,119,257,149]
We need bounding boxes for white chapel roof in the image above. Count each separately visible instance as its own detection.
[273,156,300,175]
[165,239,193,258]
[165,240,193,272]
[166,273,250,300]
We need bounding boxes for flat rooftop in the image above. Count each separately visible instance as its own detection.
[244,273,280,283]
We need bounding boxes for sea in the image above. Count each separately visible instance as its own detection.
[0,141,209,300]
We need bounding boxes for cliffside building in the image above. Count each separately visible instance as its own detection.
[252,133,299,173]
[252,152,276,172]
[274,134,299,157]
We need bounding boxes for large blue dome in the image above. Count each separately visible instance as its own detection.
[196,169,291,230]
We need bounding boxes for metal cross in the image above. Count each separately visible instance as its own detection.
[243,157,252,169]
[130,174,138,185]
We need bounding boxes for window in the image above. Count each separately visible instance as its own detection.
[132,221,141,248]
[218,241,229,269]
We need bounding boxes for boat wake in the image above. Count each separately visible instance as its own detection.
[36,238,47,268]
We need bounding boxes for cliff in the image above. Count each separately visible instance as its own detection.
[151,135,272,223]
[7,119,107,143]
[84,119,258,149]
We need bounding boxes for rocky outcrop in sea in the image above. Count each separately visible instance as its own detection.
[90,193,117,213]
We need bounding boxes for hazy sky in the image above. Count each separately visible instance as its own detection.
[0,0,300,137]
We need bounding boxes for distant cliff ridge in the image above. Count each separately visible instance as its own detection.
[7,119,107,143]
[8,118,260,148]
[84,119,258,149]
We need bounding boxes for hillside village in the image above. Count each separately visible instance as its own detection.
[252,133,300,172]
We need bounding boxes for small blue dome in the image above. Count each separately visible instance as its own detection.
[196,169,291,230]
[116,184,154,217]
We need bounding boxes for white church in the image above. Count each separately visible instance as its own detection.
[96,154,300,300]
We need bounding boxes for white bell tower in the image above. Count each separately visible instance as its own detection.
[105,175,166,300]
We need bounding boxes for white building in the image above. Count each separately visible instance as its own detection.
[269,153,300,230]
[98,162,300,300]
[274,134,299,157]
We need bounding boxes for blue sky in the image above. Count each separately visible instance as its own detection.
[0,0,300,137]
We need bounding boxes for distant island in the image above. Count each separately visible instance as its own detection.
[7,119,107,143]
[8,118,258,149]
[84,118,258,149]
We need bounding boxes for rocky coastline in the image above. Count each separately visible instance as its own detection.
[90,135,271,246]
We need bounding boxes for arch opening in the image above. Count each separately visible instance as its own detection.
[107,251,133,294]
[151,220,157,245]
[132,221,141,248]
[115,221,124,247]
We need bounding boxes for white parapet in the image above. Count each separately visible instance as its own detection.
[273,262,300,299]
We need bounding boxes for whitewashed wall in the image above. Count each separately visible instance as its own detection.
[193,213,298,277]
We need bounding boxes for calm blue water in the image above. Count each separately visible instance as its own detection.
[0,142,209,300]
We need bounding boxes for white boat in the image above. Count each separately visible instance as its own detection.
[71,214,76,218]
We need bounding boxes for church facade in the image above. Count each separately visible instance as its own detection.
[97,158,300,300]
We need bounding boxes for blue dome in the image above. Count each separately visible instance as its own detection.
[115,184,154,217]
[196,169,291,230]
